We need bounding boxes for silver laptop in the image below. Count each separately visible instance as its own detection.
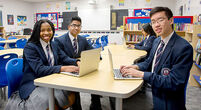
[61,48,101,77]
[108,49,142,79]
[122,37,134,49]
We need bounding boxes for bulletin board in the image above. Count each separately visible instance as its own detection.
[134,8,152,17]
[36,12,59,30]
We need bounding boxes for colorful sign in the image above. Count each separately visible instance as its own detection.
[36,12,59,30]
[7,15,14,25]
[17,16,27,26]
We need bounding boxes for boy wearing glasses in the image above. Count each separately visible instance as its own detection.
[120,7,193,110]
[55,16,102,110]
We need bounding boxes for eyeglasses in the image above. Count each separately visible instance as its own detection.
[70,24,82,28]
[150,17,166,26]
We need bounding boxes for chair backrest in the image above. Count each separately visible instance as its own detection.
[6,58,23,98]
[16,38,27,48]
[0,53,18,87]
[0,37,6,47]
[8,36,17,40]
[0,46,4,50]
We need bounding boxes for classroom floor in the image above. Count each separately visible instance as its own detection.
[0,85,201,110]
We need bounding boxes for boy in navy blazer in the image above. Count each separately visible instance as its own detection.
[55,16,102,110]
[120,7,193,110]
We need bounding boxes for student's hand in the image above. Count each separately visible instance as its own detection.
[121,68,144,78]
[77,61,81,69]
[120,65,139,73]
[127,44,134,49]
[61,66,79,73]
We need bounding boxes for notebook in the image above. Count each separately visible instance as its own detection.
[61,48,101,77]
[108,49,142,79]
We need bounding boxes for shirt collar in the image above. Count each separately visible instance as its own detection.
[69,32,77,41]
[161,31,174,45]
[40,38,50,48]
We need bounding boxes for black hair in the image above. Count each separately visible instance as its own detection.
[69,16,82,25]
[150,7,173,19]
[28,19,55,43]
[142,23,156,36]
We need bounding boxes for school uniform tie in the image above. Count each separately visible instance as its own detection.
[73,38,78,54]
[154,40,165,72]
[46,44,52,66]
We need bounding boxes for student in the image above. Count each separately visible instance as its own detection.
[120,7,193,110]
[5,19,80,110]
[128,23,156,53]
[55,16,102,110]
[129,23,156,64]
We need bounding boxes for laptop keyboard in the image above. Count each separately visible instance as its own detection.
[113,69,132,79]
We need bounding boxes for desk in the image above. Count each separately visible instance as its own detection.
[7,35,30,39]
[0,48,23,57]
[34,45,146,110]
[0,39,18,48]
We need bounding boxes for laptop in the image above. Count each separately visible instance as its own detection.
[108,49,142,79]
[121,37,135,49]
[61,48,101,77]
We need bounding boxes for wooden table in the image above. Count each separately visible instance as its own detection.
[0,39,18,48]
[0,48,23,57]
[34,45,147,110]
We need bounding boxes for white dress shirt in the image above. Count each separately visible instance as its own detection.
[40,38,54,66]
[151,31,174,73]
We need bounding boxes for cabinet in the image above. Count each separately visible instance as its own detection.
[0,27,5,38]
[189,25,201,87]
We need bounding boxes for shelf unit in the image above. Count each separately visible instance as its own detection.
[189,25,201,87]
[123,16,193,45]
[0,27,5,38]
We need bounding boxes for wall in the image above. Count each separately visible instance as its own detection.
[32,0,177,30]
[0,0,34,33]
[175,0,201,16]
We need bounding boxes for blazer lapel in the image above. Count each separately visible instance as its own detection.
[155,32,177,73]
[37,43,49,64]
[50,42,58,65]
[65,34,75,57]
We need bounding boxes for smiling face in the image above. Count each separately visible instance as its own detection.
[40,22,53,43]
[151,11,173,38]
[68,20,81,37]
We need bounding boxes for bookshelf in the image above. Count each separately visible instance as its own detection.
[123,16,193,45]
[189,25,201,87]
[0,27,5,38]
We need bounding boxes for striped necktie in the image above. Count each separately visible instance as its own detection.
[46,44,52,66]
[73,38,78,54]
[154,40,165,72]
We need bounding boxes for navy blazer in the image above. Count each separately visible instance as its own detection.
[134,35,156,53]
[137,32,193,110]
[19,41,77,99]
[55,33,93,58]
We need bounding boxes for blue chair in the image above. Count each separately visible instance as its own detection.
[8,36,17,48]
[16,38,27,48]
[0,46,4,50]
[0,37,6,47]
[0,53,18,99]
[6,58,23,98]
[93,37,101,48]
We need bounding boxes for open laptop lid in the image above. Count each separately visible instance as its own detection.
[78,48,101,77]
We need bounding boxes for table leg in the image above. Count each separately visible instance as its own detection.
[48,88,55,110]
[115,98,122,110]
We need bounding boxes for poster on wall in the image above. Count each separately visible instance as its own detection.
[36,12,58,30]
[134,8,152,17]
[66,2,70,10]
[0,11,2,26]
[7,15,14,25]
[17,16,27,26]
